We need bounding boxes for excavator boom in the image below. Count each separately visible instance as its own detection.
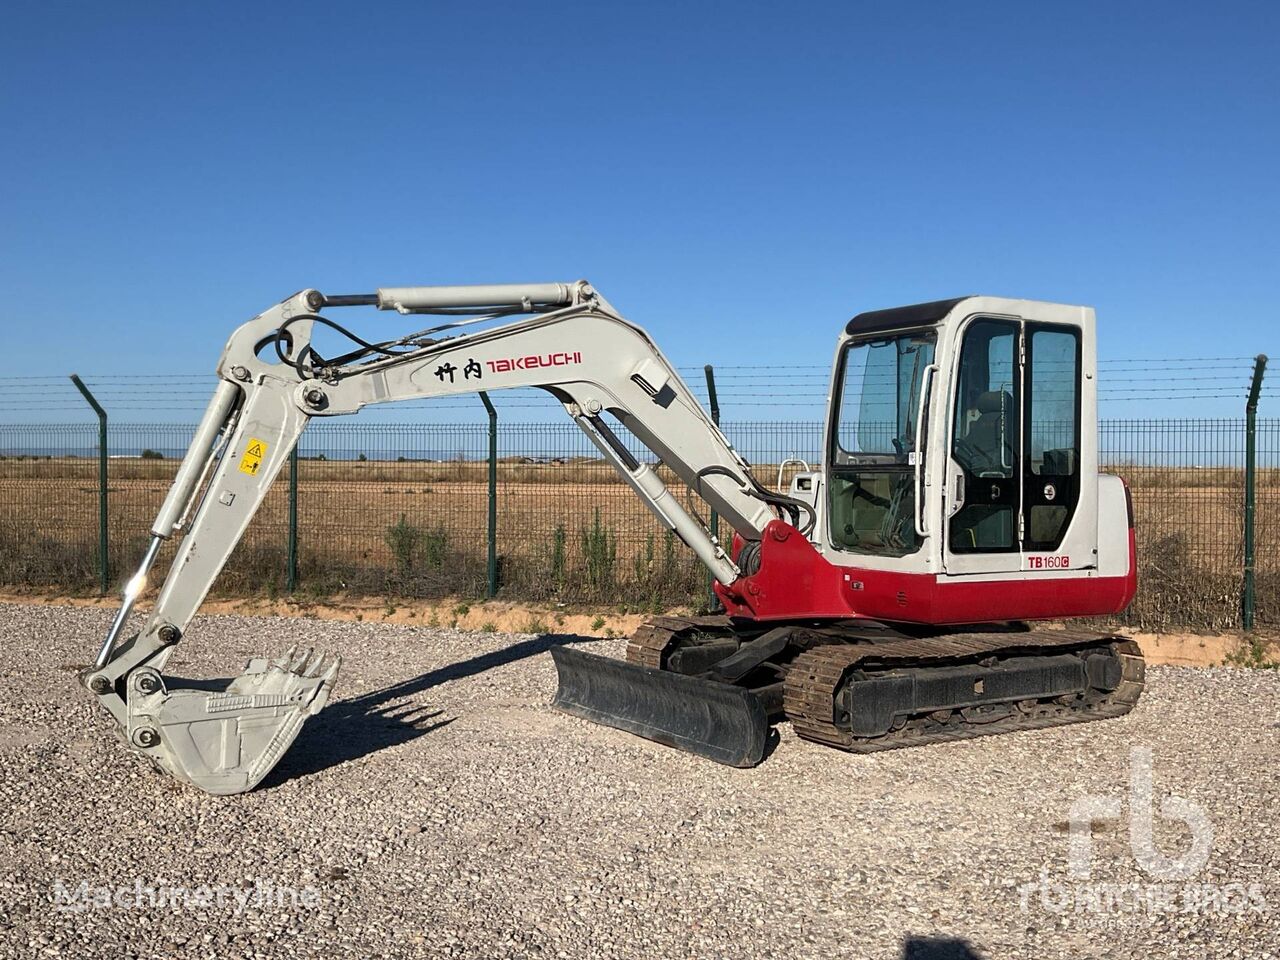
[84,281,793,791]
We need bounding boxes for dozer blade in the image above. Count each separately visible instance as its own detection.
[550,646,769,767]
[127,647,340,795]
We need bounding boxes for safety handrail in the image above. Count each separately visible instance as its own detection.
[914,364,940,537]
[776,457,812,491]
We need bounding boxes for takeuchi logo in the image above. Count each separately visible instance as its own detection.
[486,352,582,373]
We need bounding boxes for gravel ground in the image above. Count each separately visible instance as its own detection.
[0,602,1277,959]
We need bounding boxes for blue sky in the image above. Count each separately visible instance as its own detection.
[1,1,1276,424]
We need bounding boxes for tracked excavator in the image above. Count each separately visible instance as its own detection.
[83,282,1144,794]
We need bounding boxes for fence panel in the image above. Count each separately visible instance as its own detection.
[1101,420,1247,630]
[0,424,101,588]
[0,418,1274,630]
[293,422,491,600]
[1256,418,1280,627]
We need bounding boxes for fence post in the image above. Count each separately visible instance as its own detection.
[480,392,498,598]
[1243,354,1268,630]
[69,374,109,595]
[287,446,299,593]
[703,365,722,612]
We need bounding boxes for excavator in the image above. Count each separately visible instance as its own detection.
[82,282,1144,794]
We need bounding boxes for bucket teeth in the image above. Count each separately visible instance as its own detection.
[302,649,328,677]
[125,645,342,796]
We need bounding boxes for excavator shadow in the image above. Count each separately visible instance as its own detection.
[261,632,598,788]
[900,936,986,960]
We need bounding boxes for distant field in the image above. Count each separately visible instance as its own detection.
[0,456,709,605]
[0,456,1275,628]
[5,455,1279,487]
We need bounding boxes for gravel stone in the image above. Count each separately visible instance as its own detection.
[0,602,1276,958]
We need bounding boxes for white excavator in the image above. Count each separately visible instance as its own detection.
[83,281,1144,794]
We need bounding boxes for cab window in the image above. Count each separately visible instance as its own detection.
[949,319,1019,553]
[1024,326,1081,549]
[828,330,936,556]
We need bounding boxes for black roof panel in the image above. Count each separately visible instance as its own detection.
[846,296,973,336]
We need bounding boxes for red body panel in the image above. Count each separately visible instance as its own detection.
[716,521,1137,624]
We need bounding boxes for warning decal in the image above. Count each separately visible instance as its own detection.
[238,438,268,476]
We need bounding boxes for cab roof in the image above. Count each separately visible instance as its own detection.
[845,296,973,336]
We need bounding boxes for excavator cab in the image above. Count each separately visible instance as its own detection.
[712,296,1134,626]
[827,299,1050,571]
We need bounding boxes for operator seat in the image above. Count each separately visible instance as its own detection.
[963,389,1015,475]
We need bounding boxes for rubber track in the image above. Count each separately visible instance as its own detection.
[627,617,1146,753]
[783,631,1146,751]
[625,615,736,669]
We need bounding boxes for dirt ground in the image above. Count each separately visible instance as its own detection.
[2,602,1277,959]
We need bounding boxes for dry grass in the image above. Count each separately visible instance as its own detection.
[1108,464,1280,490]
[0,455,633,485]
[0,457,707,607]
[0,457,1275,627]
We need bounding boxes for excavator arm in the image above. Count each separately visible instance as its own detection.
[84,281,789,793]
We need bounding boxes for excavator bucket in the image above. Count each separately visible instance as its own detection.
[127,647,340,795]
[549,646,769,767]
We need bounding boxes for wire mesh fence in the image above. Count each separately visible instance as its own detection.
[0,418,1275,630]
[1254,418,1280,627]
[1100,420,1252,630]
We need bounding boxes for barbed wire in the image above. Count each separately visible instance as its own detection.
[0,357,1267,418]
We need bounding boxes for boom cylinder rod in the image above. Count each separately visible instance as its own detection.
[95,534,164,668]
[376,283,575,313]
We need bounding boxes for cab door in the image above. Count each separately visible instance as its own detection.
[942,316,1023,575]
[941,312,1086,576]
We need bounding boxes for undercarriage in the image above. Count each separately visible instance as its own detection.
[552,616,1145,766]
